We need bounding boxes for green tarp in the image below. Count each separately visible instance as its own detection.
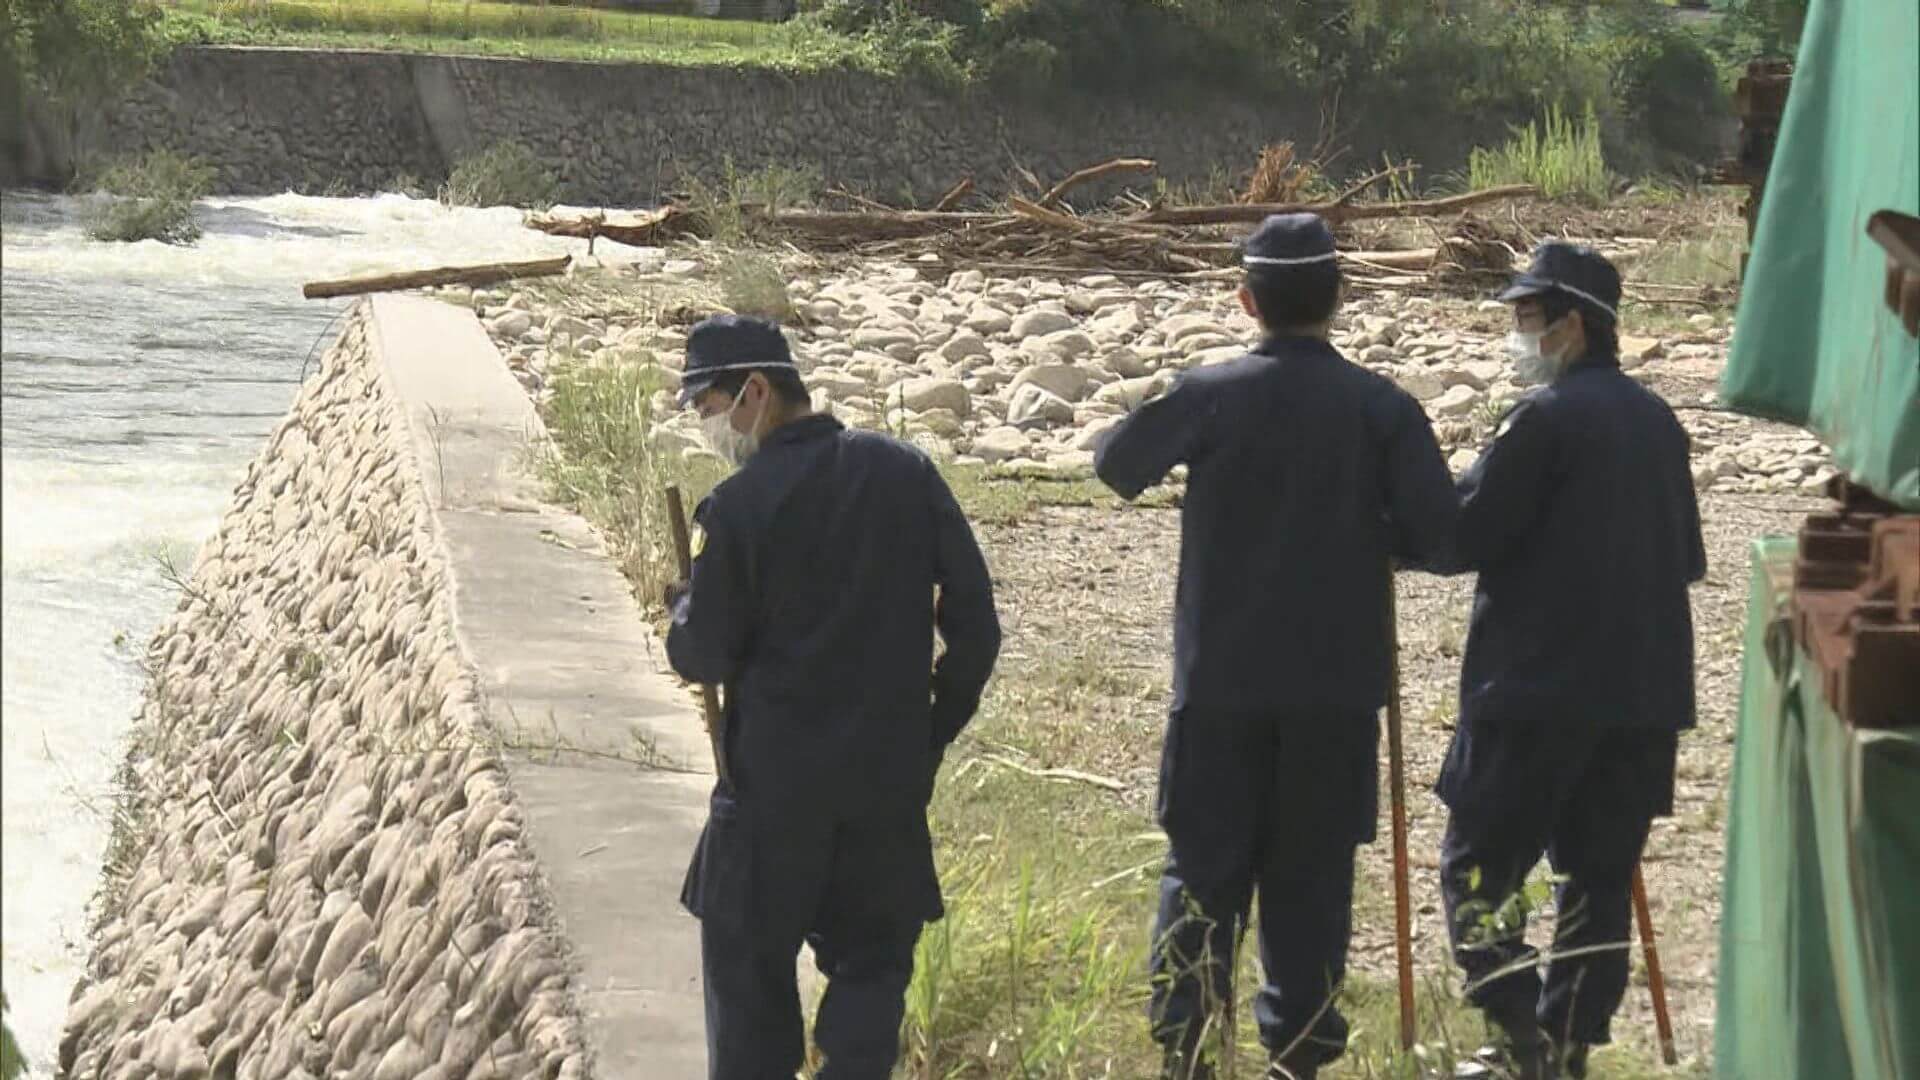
[1719,0,1920,509]
[1715,538,1920,1079]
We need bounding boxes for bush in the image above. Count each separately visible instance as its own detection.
[84,149,213,244]
[440,142,558,209]
[1601,16,1727,174]
[1468,103,1612,204]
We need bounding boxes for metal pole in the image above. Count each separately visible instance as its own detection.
[1631,865,1679,1065]
[1385,573,1418,1050]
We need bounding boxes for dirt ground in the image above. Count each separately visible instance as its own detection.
[966,357,1821,1073]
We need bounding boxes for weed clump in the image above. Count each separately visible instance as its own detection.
[84,149,213,244]
[440,141,558,209]
[1468,104,1612,204]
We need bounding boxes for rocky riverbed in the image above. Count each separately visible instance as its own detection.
[459,256,1837,499]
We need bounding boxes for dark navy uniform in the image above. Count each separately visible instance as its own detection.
[670,411,1000,1079]
[1095,315,1456,1064]
[1433,244,1704,1058]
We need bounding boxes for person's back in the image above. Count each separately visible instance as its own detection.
[1455,364,1701,732]
[1093,214,1455,1080]
[1116,343,1453,715]
[677,418,992,809]
[664,315,998,1080]
[1433,243,1705,1080]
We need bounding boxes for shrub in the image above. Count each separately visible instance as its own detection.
[1468,103,1611,204]
[1601,16,1727,174]
[440,142,558,209]
[84,149,213,244]
[2,990,24,1080]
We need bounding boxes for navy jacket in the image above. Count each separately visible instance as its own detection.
[1437,355,1705,730]
[1094,336,1457,714]
[667,415,1001,809]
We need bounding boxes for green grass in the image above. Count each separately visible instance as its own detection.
[1467,103,1612,204]
[440,140,558,208]
[166,0,876,70]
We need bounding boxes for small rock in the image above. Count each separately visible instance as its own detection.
[1160,314,1226,346]
[1037,329,1096,361]
[487,311,531,338]
[894,377,972,417]
[1688,313,1715,330]
[1395,371,1446,402]
[1008,384,1076,427]
[1093,374,1169,410]
[1008,364,1094,403]
[1012,310,1077,339]
[939,331,992,363]
[972,426,1032,463]
[1361,344,1395,366]
[964,305,1014,336]
[851,326,920,351]
[1432,384,1484,418]
[548,314,594,340]
[1102,347,1152,379]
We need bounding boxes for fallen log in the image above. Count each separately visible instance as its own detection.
[1007,195,1091,232]
[526,205,707,248]
[1130,185,1539,226]
[1038,157,1156,209]
[302,255,570,300]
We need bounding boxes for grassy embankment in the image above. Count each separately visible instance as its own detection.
[163,0,870,69]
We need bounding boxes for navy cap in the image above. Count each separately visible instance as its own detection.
[1499,241,1622,325]
[679,314,798,407]
[1240,213,1339,269]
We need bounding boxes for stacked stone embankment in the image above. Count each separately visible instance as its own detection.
[59,305,586,1080]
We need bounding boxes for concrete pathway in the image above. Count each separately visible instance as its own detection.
[370,294,713,1077]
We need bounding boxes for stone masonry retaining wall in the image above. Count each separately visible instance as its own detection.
[58,305,587,1080]
[65,46,1501,205]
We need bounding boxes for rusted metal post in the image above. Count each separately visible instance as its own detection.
[1384,574,1418,1051]
[666,484,733,788]
[1631,866,1679,1065]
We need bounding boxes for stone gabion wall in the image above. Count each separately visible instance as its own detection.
[68,47,1506,206]
[59,305,586,1080]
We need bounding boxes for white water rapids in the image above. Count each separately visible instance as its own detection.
[0,192,581,1073]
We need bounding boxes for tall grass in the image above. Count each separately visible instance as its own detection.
[1467,103,1611,203]
[440,141,558,209]
[536,356,726,611]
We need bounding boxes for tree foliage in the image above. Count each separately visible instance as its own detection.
[1,0,168,177]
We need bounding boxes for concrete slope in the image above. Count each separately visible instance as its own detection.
[371,294,712,1077]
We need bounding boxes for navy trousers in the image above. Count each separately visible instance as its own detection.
[1148,709,1379,1064]
[1436,722,1678,1047]
[685,790,935,1079]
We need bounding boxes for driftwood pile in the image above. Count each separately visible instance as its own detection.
[526,156,1540,285]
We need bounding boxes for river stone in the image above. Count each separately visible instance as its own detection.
[895,378,972,417]
[1037,329,1095,361]
[486,311,531,339]
[938,331,992,363]
[963,305,1014,336]
[850,326,919,351]
[313,904,375,986]
[1160,313,1225,345]
[1090,305,1144,342]
[1395,371,1446,402]
[1101,346,1151,378]
[1007,364,1093,403]
[1074,415,1125,452]
[1007,384,1075,428]
[1432,384,1484,418]
[1011,310,1076,338]
[1093,374,1168,410]
[971,426,1032,463]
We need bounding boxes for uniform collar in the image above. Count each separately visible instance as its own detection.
[1252,334,1338,358]
[760,412,843,450]
[1564,347,1621,376]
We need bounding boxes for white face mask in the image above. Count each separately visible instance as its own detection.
[700,381,762,467]
[1506,317,1573,385]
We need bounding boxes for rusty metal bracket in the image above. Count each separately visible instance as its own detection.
[1790,483,1920,727]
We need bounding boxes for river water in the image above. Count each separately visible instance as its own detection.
[0,192,579,1072]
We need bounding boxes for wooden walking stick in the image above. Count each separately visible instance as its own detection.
[1384,574,1418,1051]
[665,484,733,788]
[1631,866,1679,1065]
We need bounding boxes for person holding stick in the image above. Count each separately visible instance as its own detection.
[1429,243,1704,1080]
[1093,214,1458,1080]
[665,315,1001,1080]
